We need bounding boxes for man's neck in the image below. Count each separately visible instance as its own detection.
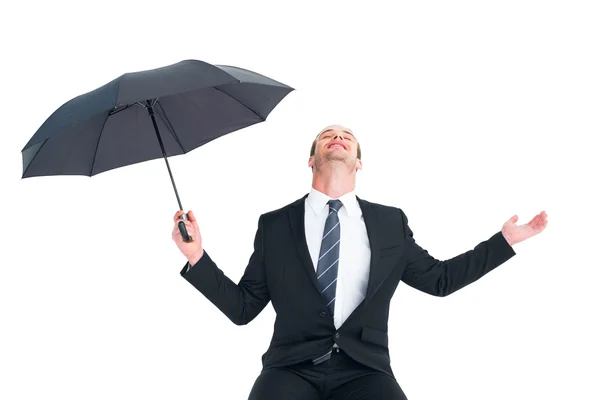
[311,169,355,198]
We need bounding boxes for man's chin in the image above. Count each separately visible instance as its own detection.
[324,155,347,162]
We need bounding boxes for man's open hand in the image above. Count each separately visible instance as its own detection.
[501,211,548,246]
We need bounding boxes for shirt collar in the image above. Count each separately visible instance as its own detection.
[307,187,361,217]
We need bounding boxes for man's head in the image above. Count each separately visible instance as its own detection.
[308,124,362,173]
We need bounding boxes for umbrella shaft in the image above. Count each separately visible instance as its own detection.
[147,103,184,211]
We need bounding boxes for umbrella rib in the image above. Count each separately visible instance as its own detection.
[155,101,186,154]
[108,104,134,116]
[89,112,112,176]
[22,139,49,178]
[213,87,265,121]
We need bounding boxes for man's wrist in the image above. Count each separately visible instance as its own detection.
[187,249,204,267]
[501,230,515,246]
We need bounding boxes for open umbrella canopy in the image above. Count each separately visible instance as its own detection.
[21,59,293,178]
[21,58,294,241]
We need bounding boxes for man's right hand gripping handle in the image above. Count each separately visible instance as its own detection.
[172,210,204,266]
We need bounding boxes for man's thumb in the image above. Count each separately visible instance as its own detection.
[510,215,518,223]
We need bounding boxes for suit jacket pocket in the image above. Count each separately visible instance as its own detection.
[271,335,304,347]
[361,326,389,348]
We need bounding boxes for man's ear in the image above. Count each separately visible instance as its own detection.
[356,159,363,171]
[308,156,314,168]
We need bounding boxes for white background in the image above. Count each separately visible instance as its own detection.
[1,1,599,399]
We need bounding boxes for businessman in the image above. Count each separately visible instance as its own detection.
[173,125,548,399]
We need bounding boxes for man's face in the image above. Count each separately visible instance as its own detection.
[309,125,362,171]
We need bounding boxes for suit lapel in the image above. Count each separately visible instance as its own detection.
[357,197,381,302]
[288,194,322,294]
[287,194,395,306]
[358,197,399,303]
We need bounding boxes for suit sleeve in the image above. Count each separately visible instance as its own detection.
[179,214,270,325]
[400,210,516,297]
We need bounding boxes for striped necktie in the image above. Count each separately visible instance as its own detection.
[312,199,343,365]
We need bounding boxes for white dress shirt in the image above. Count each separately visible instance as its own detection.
[305,188,371,329]
[185,188,372,331]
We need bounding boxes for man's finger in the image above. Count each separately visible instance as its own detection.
[173,210,185,222]
[174,219,192,230]
[180,220,193,232]
[178,221,196,237]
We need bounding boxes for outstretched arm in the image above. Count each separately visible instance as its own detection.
[180,215,270,325]
[400,210,520,297]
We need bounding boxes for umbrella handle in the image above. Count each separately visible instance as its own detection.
[178,213,192,242]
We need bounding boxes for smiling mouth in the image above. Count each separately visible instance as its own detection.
[328,144,346,149]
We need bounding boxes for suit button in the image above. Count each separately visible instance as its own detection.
[320,312,327,317]
[335,332,340,339]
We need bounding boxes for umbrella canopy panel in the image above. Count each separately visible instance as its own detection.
[21,60,293,178]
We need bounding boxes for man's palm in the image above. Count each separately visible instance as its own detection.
[502,211,548,246]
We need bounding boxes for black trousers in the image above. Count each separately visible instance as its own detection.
[248,348,408,400]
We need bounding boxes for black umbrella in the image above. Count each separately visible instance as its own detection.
[21,59,293,241]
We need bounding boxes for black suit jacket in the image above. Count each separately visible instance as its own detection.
[180,194,516,378]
